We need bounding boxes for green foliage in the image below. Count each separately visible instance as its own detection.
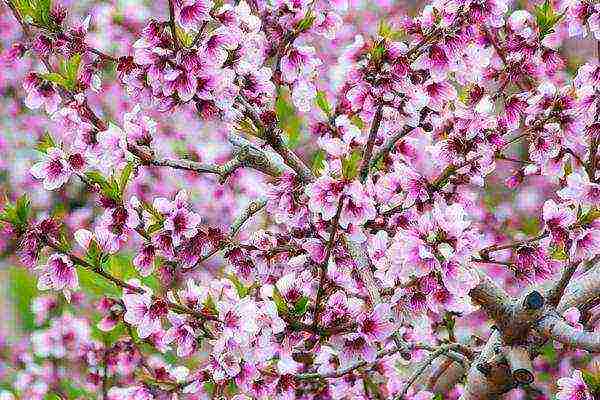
[315,90,332,118]
[582,369,600,394]
[35,131,57,154]
[85,161,134,202]
[341,149,362,180]
[227,274,250,298]
[292,296,309,317]
[549,244,568,261]
[370,39,386,65]
[296,9,316,33]
[275,90,303,149]
[272,286,289,314]
[310,149,326,176]
[12,0,53,27]
[0,194,31,232]
[7,266,38,332]
[378,20,404,40]
[534,0,565,39]
[41,54,81,90]
[176,26,195,48]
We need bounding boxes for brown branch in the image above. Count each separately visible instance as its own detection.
[359,103,384,182]
[168,0,180,51]
[181,198,267,272]
[313,198,344,327]
[537,313,600,352]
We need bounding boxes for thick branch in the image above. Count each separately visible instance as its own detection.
[359,103,384,182]
[537,313,600,352]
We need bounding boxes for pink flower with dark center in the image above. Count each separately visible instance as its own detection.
[37,254,78,302]
[30,147,73,190]
[164,312,197,357]
[542,200,576,246]
[514,245,554,283]
[280,45,322,83]
[23,72,61,114]
[123,283,168,338]
[306,176,344,221]
[358,303,395,344]
[339,181,377,228]
[154,190,202,247]
[558,172,600,207]
[176,0,213,30]
[133,244,156,277]
[164,68,198,102]
[556,370,593,400]
[334,333,377,367]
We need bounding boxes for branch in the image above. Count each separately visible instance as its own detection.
[236,95,315,183]
[359,103,384,182]
[504,346,533,385]
[167,0,180,51]
[44,239,215,323]
[468,269,512,325]
[181,198,267,272]
[369,125,413,170]
[546,261,580,307]
[557,265,600,313]
[343,237,382,305]
[313,198,344,327]
[295,346,400,380]
[537,313,600,352]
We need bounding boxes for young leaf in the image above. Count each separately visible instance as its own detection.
[276,90,304,149]
[315,90,332,118]
[35,131,57,154]
[341,149,362,180]
[40,72,69,88]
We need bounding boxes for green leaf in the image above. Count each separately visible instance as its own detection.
[275,90,304,149]
[378,19,404,40]
[35,0,52,26]
[272,287,289,314]
[227,274,250,298]
[35,131,57,154]
[296,9,316,32]
[176,26,195,48]
[582,370,600,393]
[85,169,120,201]
[0,194,31,231]
[534,0,566,39]
[310,149,326,176]
[7,266,38,332]
[292,296,309,316]
[370,40,386,64]
[119,162,135,196]
[40,72,68,88]
[550,245,568,261]
[65,53,81,83]
[341,149,362,180]
[315,90,332,117]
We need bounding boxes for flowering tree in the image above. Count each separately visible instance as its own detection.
[4,0,600,398]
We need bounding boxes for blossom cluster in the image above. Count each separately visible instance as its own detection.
[3,0,600,399]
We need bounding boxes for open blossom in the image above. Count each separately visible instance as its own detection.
[556,370,593,400]
[23,72,61,114]
[558,172,600,207]
[154,190,202,246]
[176,0,213,29]
[30,147,75,190]
[123,282,167,339]
[37,254,78,301]
[543,199,576,246]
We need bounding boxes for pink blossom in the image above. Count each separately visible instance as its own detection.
[556,370,593,400]
[37,254,78,301]
[30,147,74,190]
